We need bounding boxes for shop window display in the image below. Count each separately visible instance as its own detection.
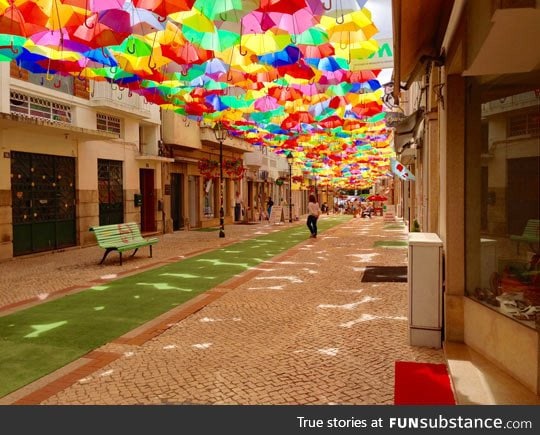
[466,89,539,329]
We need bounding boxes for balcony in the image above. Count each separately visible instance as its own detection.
[244,151,268,168]
[10,91,71,124]
[90,82,151,118]
[481,91,540,117]
[199,126,254,153]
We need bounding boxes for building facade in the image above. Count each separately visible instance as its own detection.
[0,61,168,260]
[392,0,540,394]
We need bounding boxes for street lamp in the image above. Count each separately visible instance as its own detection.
[213,121,228,238]
[286,151,294,223]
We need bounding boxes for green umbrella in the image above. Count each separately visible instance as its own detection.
[221,95,253,109]
[183,26,239,52]
[296,27,329,46]
[194,0,258,21]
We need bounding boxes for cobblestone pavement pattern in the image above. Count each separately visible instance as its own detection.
[0,216,445,404]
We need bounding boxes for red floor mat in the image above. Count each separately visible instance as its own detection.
[394,361,456,405]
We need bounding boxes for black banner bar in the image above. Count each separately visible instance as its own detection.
[2,405,538,435]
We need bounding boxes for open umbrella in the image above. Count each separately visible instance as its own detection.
[367,194,387,201]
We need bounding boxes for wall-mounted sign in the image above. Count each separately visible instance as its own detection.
[349,38,393,71]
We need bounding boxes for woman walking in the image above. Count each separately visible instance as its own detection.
[307,194,321,238]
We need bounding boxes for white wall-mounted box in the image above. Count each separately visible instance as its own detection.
[408,232,443,348]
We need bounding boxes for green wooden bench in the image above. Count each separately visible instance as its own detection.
[510,219,540,254]
[90,222,158,265]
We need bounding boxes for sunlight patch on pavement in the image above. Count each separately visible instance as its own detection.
[249,266,276,272]
[256,275,303,283]
[341,314,379,327]
[100,274,118,280]
[318,296,379,310]
[267,260,317,265]
[199,317,241,322]
[335,289,364,293]
[248,285,285,290]
[348,253,380,262]
[318,348,339,356]
[340,314,407,328]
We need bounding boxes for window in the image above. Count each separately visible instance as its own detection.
[203,179,215,218]
[97,113,121,134]
[508,112,539,137]
[10,91,71,123]
[466,88,539,330]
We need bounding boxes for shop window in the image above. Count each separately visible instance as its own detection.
[466,88,540,329]
[203,179,215,218]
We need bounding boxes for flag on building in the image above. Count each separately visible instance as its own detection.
[390,158,416,181]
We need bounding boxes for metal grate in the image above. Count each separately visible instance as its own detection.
[98,159,124,225]
[97,112,121,134]
[9,91,71,124]
[508,112,539,137]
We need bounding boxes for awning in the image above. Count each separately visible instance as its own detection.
[392,0,454,88]
[393,109,424,153]
[464,8,540,77]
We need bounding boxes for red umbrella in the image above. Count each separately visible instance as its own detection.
[280,111,314,129]
[133,0,195,19]
[367,194,387,201]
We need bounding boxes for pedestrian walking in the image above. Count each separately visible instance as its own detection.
[267,197,274,219]
[234,191,242,222]
[307,194,321,238]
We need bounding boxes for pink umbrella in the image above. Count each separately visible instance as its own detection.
[254,95,280,111]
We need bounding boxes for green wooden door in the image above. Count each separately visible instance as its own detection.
[11,151,76,256]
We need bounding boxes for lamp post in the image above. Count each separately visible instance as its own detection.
[286,151,293,223]
[213,121,227,238]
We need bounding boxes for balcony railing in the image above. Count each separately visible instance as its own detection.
[10,91,71,124]
[90,82,151,117]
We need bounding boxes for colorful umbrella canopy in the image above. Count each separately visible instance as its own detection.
[0,0,395,189]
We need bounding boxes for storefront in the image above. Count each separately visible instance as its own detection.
[393,0,540,394]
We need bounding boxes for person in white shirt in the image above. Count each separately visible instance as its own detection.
[307,194,321,238]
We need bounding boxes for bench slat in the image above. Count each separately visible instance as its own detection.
[89,222,158,265]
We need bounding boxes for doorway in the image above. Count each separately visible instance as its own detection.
[11,151,76,256]
[188,175,199,228]
[140,168,156,232]
[170,173,184,230]
[98,159,124,226]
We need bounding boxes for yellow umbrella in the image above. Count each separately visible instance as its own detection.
[169,8,215,33]
[241,30,290,55]
[23,40,81,61]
